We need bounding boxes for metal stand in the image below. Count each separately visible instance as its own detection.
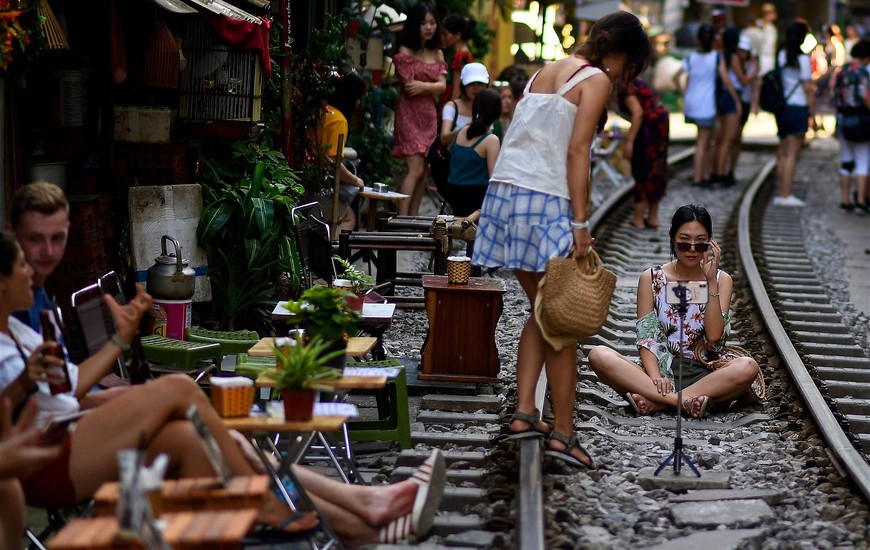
[655,286,701,477]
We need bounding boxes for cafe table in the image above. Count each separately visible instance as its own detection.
[247,335,378,360]
[358,186,409,232]
[47,509,259,549]
[92,475,270,516]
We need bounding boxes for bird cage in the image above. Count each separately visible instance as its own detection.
[178,20,263,122]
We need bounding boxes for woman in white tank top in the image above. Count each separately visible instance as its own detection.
[472,12,651,470]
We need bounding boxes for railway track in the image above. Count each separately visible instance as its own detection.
[365,143,870,549]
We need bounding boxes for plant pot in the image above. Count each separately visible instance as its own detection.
[344,293,365,312]
[281,389,316,421]
[321,339,348,370]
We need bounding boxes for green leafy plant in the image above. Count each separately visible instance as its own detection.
[333,256,374,293]
[197,141,306,331]
[264,337,343,391]
[283,285,360,343]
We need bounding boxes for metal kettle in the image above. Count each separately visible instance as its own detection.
[146,235,195,300]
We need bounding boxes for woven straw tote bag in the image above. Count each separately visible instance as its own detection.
[693,342,766,402]
[533,249,616,350]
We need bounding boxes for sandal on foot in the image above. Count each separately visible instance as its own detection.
[625,392,654,416]
[544,430,595,470]
[683,395,714,419]
[508,408,550,440]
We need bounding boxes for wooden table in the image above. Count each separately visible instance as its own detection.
[47,509,258,549]
[246,336,377,359]
[272,301,396,325]
[254,373,388,390]
[93,475,269,516]
[358,187,409,231]
[420,275,505,383]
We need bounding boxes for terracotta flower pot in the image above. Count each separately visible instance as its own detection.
[344,293,365,312]
[281,389,316,421]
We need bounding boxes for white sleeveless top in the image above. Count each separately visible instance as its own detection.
[489,65,603,199]
[683,51,718,120]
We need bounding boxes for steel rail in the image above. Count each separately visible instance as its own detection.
[737,160,870,502]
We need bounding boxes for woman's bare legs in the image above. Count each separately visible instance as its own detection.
[398,154,426,216]
[0,479,24,550]
[776,135,803,198]
[632,200,648,228]
[588,346,759,413]
[292,466,420,546]
[693,127,714,183]
[715,113,740,177]
[514,271,590,466]
[68,375,316,531]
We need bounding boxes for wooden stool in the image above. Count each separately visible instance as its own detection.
[420,275,505,383]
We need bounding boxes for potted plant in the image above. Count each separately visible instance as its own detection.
[264,338,343,421]
[333,256,374,311]
[283,285,359,368]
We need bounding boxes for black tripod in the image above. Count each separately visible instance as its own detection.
[655,284,701,477]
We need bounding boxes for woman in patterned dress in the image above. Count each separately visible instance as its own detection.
[616,76,669,229]
[472,12,650,470]
[587,205,760,419]
[391,3,447,216]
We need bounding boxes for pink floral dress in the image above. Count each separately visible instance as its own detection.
[391,53,447,157]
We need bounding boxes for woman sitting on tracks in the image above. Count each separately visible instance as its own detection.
[472,12,650,470]
[587,204,760,419]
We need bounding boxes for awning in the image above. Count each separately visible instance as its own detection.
[147,0,263,24]
[575,0,628,22]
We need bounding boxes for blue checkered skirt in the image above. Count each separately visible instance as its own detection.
[471,181,573,272]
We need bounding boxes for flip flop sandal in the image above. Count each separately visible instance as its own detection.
[378,448,448,543]
[508,408,550,440]
[625,392,655,415]
[683,395,714,419]
[544,430,596,470]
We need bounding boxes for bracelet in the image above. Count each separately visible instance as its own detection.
[111,334,131,353]
[709,292,721,298]
[570,220,589,230]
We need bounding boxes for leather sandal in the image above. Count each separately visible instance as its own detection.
[683,395,714,419]
[544,430,595,470]
[508,408,550,440]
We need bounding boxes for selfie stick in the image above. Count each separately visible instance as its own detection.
[655,282,701,477]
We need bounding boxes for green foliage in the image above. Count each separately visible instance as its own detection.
[283,285,360,343]
[333,256,374,293]
[265,337,343,391]
[197,141,306,331]
[349,85,401,187]
[289,13,350,192]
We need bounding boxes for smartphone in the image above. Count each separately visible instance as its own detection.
[666,281,708,305]
[98,271,128,305]
[185,404,232,487]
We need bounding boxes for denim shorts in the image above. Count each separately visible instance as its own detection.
[686,115,716,128]
[717,91,738,115]
[776,105,809,138]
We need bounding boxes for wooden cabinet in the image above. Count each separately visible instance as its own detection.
[420,275,505,383]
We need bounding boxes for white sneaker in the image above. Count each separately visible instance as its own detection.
[773,195,806,207]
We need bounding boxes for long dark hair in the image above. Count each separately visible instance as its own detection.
[669,204,713,256]
[400,3,440,51]
[782,21,809,68]
[0,232,20,276]
[696,24,716,53]
[466,88,501,140]
[327,68,366,120]
[442,15,474,42]
[722,27,739,65]
[576,11,650,82]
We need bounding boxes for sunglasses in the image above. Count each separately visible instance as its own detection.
[674,241,710,253]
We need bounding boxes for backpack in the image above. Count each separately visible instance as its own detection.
[759,58,801,114]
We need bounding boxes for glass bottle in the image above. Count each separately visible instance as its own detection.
[40,310,72,394]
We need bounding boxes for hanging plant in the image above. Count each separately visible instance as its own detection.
[0,0,46,79]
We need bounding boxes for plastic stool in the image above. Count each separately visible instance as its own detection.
[345,359,411,449]
[186,326,260,366]
[141,335,223,371]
